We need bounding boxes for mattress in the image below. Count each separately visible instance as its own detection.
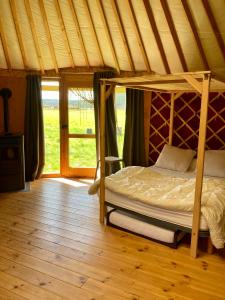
[108,209,181,244]
[105,166,209,231]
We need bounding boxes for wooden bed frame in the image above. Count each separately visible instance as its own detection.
[98,71,225,258]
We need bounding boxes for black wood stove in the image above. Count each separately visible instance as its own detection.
[0,88,25,192]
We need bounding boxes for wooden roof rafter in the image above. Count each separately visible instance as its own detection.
[201,0,225,62]
[83,0,104,66]
[54,0,75,68]
[96,0,120,73]
[68,0,90,68]
[143,0,170,74]
[9,0,28,69]
[181,0,209,70]
[160,0,188,72]
[24,0,45,74]
[111,0,135,72]
[127,0,151,72]
[0,16,11,70]
[39,0,59,74]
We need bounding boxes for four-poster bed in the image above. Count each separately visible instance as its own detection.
[98,71,225,258]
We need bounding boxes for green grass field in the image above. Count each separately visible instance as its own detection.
[43,109,125,173]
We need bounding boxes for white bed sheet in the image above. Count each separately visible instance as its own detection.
[106,189,208,230]
[105,166,209,231]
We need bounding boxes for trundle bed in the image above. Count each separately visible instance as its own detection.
[104,166,210,249]
[97,71,225,258]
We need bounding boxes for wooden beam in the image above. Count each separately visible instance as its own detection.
[0,16,11,69]
[181,0,209,70]
[0,66,115,78]
[39,0,59,74]
[143,0,170,74]
[127,0,151,72]
[160,0,188,72]
[182,74,202,93]
[24,0,45,74]
[111,0,135,71]
[96,0,120,73]
[202,0,225,62]
[99,81,106,224]
[83,0,104,66]
[68,0,90,67]
[105,83,115,100]
[173,91,183,101]
[169,93,175,145]
[190,73,211,259]
[9,0,28,69]
[54,0,75,68]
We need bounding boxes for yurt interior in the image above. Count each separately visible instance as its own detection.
[0,0,225,299]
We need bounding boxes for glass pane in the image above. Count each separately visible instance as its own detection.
[69,138,96,168]
[42,81,60,173]
[115,87,126,157]
[68,88,95,134]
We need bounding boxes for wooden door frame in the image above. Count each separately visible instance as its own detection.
[60,79,96,178]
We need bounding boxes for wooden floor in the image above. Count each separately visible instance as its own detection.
[0,179,224,300]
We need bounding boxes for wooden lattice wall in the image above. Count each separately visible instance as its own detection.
[149,92,225,165]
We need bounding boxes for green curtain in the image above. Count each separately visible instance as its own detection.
[24,75,45,181]
[93,71,120,174]
[123,88,146,166]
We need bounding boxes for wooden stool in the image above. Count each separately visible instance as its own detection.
[94,156,124,180]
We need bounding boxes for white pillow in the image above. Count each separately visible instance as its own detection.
[204,150,225,178]
[155,144,196,172]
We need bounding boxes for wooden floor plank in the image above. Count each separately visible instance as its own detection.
[0,179,224,300]
[0,270,63,300]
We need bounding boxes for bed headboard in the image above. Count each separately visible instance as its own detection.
[149,92,225,165]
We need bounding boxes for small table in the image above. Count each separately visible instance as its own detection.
[95,156,124,180]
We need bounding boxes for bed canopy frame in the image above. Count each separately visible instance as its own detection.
[99,71,225,259]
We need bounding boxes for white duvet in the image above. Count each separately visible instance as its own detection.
[103,166,225,249]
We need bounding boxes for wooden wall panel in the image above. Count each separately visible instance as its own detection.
[148,92,225,165]
[0,76,26,134]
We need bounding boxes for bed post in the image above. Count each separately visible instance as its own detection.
[99,81,106,224]
[169,93,175,145]
[190,73,211,258]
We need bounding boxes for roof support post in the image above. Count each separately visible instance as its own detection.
[190,73,211,258]
[99,80,106,224]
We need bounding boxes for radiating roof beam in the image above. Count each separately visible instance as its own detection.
[127,0,151,72]
[9,0,28,69]
[84,0,104,66]
[202,0,225,62]
[160,0,188,72]
[111,0,135,71]
[54,0,75,68]
[39,0,59,74]
[143,0,170,74]
[96,0,120,73]
[0,17,11,69]
[181,0,209,70]
[68,0,90,67]
[24,0,45,74]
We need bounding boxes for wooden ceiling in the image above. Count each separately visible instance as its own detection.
[0,0,224,76]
